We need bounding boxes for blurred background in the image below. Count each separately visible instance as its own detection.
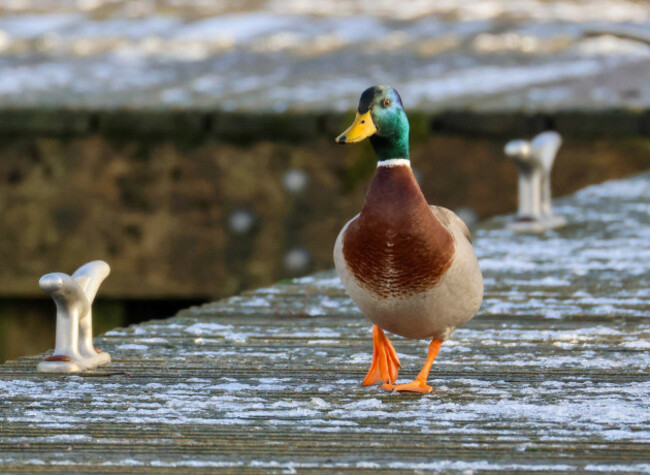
[0,0,648,362]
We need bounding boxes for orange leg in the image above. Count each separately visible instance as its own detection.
[362,325,401,386]
[382,339,442,394]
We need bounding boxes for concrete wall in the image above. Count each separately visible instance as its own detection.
[0,109,648,299]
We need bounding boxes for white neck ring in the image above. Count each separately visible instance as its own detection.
[377,158,411,168]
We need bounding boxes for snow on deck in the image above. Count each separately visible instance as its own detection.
[0,172,649,472]
[0,0,648,110]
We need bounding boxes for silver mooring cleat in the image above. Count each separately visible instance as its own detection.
[37,261,112,373]
[504,131,566,233]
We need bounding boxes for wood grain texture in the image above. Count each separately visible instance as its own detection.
[0,173,648,473]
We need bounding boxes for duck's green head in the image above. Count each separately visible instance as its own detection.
[336,85,409,161]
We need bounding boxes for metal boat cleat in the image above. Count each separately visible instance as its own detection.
[37,261,112,373]
[505,131,566,233]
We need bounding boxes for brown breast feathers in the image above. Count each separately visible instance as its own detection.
[343,166,455,298]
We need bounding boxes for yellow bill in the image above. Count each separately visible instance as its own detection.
[336,111,377,144]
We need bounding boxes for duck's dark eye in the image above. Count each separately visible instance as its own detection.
[383,98,391,107]
[361,120,365,124]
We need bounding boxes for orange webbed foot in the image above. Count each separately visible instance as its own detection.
[380,339,443,395]
[362,325,401,386]
[382,380,433,394]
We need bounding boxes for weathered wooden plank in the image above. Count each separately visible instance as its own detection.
[0,173,649,473]
[0,2,648,113]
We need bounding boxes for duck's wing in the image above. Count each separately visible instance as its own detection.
[430,206,472,244]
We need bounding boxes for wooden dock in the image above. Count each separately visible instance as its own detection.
[1,173,649,473]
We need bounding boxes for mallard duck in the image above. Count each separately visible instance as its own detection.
[333,86,483,393]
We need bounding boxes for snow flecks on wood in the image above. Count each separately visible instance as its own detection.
[0,172,648,472]
[0,1,648,110]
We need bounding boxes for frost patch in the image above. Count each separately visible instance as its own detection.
[116,344,149,351]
